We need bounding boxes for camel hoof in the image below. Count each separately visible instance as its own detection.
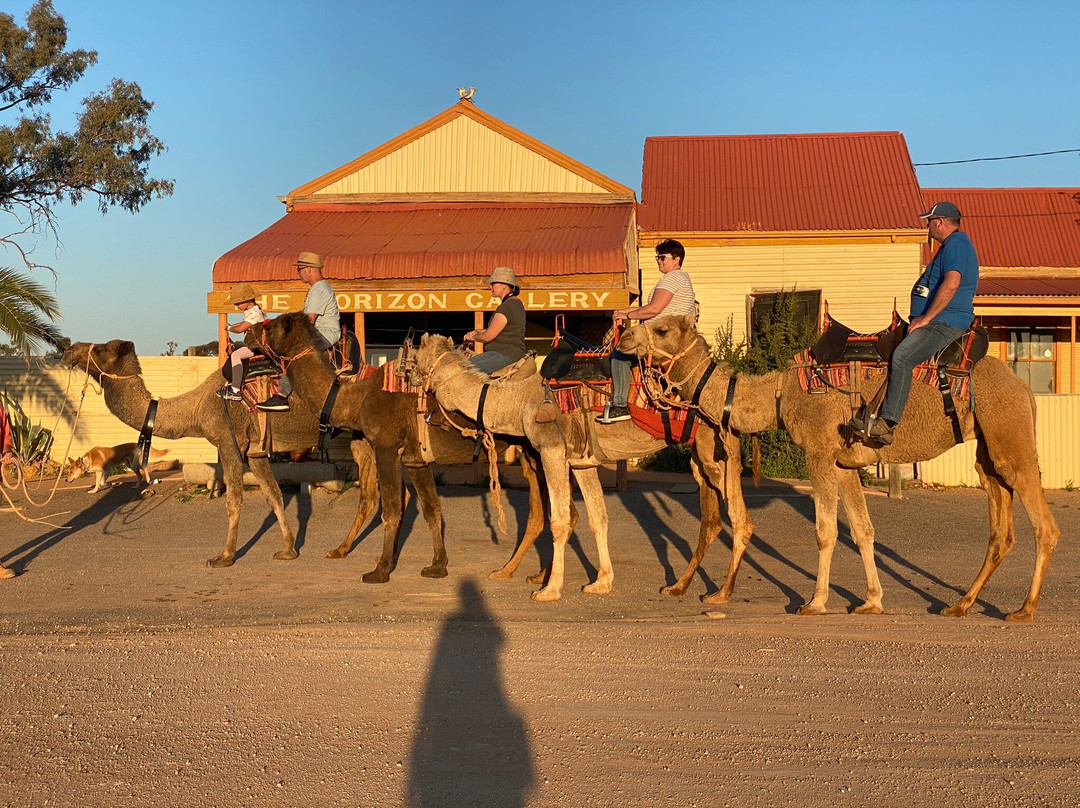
[140,488,156,498]
[421,564,448,579]
[362,569,390,584]
[853,603,883,615]
[796,603,827,616]
[274,549,299,561]
[661,584,687,597]
[1004,610,1034,624]
[526,570,547,585]
[488,567,515,580]
[582,580,612,595]
[531,587,561,602]
[702,591,730,605]
[324,547,349,559]
[0,566,15,579]
[942,604,968,618]
[207,556,234,568]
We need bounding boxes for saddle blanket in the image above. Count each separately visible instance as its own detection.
[792,349,972,399]
[550,380,699,445]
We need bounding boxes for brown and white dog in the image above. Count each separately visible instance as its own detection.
[66,443,170,493]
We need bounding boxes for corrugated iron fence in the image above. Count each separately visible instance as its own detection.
[0,356,354,465]
[916,394,1080,489]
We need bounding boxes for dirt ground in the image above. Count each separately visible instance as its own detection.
[1,466,1078,808]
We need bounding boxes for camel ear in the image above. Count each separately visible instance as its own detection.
[420,334,430,347]
[104,339,135,356]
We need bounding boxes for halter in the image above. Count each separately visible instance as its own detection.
[257,330,316,376]
[636,322,714,411]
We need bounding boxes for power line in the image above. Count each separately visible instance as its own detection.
[913,148,1080,167]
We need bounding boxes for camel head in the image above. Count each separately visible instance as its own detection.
[405,333,457,388]
[63,340,141,377]
[617,314,699,361]
[262,312,318,358]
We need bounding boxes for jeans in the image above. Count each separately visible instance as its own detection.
[880,321,966,424]
[469,350,514,375]
[609,349,633,407]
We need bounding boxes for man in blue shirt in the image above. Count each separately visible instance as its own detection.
[852,201,979,446]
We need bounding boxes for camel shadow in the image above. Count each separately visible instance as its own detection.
[407,578,534,807]
[2,484,143,573]
[231,483,314,563]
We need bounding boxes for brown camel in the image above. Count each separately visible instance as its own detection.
[407,333,748,601]
[260,312,572,585]
[63,339,338,568]
[619,315,1061,622]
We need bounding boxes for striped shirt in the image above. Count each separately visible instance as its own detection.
[648,269,696,319]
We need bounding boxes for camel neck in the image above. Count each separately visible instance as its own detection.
[669,348,781,434]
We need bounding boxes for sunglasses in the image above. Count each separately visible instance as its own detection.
[656,254,674,262]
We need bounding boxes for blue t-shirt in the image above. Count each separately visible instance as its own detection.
[910,231,979,329]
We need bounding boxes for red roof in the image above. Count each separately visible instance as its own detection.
[213,202,634,283]
[639,131,925,232]
[921,188,1080,269]
[977,277,1080,297]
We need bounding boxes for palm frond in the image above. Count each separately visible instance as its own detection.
[0,266,64,357]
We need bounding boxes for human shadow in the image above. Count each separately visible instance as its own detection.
[407,578,534,808]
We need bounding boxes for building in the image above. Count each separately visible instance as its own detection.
[637,131,927,346]
[210,99,639,362]
[921,188,1080,393]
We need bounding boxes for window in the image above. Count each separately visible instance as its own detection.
[1007,327,1055,393]
[749,290,821,342]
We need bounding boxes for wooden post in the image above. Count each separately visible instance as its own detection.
[888,464,903,499]
[616,459,628,492]
[355,311,367,364]
[217,314,228,368]
[474,311,485,352]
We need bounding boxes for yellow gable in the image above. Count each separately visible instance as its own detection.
[317,115,610,196]
[289,101,633,202]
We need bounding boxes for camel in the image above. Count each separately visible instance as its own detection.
[618,315,1061,622]
[63,339,341,568]
[260,312,572,585]
[406,333,748,601]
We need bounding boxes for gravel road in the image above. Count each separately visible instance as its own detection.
[2,471,1078,807]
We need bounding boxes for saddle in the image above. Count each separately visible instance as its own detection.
[540,329,612,383]
[810,307,908,365]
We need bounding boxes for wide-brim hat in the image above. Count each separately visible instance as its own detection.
[484,266,520,288]
[226,282,257,304]
[296,251,324,269]
[919,201,962,220]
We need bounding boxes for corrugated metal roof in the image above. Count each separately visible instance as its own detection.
[213,202,634,283]
[921,188,1080,269]
[977,277,1080,297]
[639,131,925,232]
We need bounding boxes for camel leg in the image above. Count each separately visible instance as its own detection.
[326,440,379,559]
[797,458,841,616]
[246,456,298,561]
[531,447,573,602]
[363,447,406,584]
[491,450,579,583]
[836,468,883,614]
[1004,466,1060,622]
[408,464,448,578]
[576,466,613,595]
[207,453,249,567]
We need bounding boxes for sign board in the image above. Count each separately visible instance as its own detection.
[208,288,630,314]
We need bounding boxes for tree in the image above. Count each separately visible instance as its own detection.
[0,1,172,355]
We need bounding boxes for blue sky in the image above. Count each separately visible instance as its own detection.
[7,0,1080,354]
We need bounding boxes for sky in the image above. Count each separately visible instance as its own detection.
[6,0,1080,355]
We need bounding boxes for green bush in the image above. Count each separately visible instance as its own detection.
[712,289,819,481]
[0,390,54,466]
[638,444,692,473]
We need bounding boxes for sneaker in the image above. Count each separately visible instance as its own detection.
[596,404,631,424]
[216,385,242,401]
[255,394,290,412]
[866,418,894,446]
[847,413,868,434]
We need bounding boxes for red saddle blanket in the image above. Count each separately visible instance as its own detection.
[792,349,972,399]
[549,375,700,444]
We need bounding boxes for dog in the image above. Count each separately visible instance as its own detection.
[66,443,170,493]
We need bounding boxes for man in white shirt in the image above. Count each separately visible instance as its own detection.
[257,251,340,412]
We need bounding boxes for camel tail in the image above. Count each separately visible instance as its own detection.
[751,435,761,488]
